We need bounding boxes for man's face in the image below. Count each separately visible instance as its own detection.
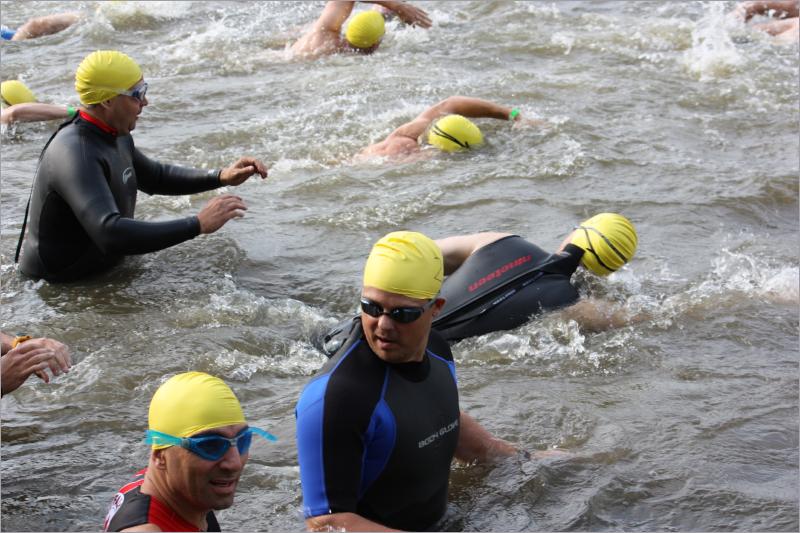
[360,286,444,364]
[160,423,249,512]
[106,77,147,135]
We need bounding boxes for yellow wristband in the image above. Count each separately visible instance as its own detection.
[11,335,32,348]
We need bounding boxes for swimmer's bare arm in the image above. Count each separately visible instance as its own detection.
[305,512,398,532]
[436,233,512,275]
[455,411,517,462]
[385,96,521,146]
[734,0,799,21]
[291,1,354,55]
[560,298,651,333]
[369,1,432,27]
[11,12,79,41]
[311,1,355,33]
[0,103,72,125]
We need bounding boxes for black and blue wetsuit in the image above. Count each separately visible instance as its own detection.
[296,319,460,531]
[432,236,583,342]
[18,112,222,282]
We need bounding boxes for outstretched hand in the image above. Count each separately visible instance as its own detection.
[197,194,247,234]
[390,2,432,28]
[510,112,548,129]
[219,157,269,186]
[1,338,71,396]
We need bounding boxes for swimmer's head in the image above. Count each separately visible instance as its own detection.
[427,114,484,152]
[1,80,37,106]
[363,231,443,299]
[75,50,142,105]
[345,11,385,52]
[148,372,246,450]
[569,213,638,276]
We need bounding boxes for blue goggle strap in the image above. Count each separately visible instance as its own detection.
[144,427,277,446]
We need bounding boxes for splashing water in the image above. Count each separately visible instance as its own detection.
[683,2,744,80]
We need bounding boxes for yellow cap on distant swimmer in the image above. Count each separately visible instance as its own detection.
[345,11,385,49]
[75,50,142,105]
[363,231,443,300]
[569,213,637,276]
[148,372,245,450]
[428,114,483,152]
[1,80,37,106]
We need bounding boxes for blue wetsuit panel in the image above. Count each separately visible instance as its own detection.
[296,320,460,531]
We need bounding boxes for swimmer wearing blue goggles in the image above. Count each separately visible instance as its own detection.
[145,426,277,462]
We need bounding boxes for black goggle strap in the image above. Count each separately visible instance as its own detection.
[431,124,469,149]
[575,226,628,273]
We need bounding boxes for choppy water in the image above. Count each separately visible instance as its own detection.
[1,1,798,531]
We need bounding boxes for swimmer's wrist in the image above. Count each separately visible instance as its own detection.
[66,105,77,118]
[11,335,32,349]
[509,108,520,121]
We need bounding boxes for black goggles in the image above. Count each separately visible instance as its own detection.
[431,124,470,149]
[574,225,629,273]
[360,296,436,324]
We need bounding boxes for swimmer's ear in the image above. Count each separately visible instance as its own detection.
[152,449,167,470]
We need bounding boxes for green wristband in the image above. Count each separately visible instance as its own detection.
[509,108,520,121]
[66,105,77,118]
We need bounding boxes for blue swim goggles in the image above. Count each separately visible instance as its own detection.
[145,426,277,461]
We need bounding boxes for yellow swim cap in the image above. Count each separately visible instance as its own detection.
[148,372,245,450]
[345,11,385,49]
[75,50,142,105]
[1,80,37,106]
[428,114,483,152]
[363,231,443,300]
[569,213,638,276]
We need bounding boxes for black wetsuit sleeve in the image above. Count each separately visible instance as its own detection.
[52,148,201,256]
[133,147,221,195]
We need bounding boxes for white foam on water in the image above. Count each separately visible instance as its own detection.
[551,32,576,55]
[682,2,744,81]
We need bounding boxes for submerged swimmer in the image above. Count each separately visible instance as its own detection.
[432,213,643,342]
[357,95,543,160]
[1,80,78,126]
[320,214,642,353]
[103,372,276,532]
[733,0,799,44]
[290,0,431,59]
[16,50,269,282]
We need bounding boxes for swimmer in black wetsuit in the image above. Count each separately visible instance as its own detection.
[16,50,268,282]
[319,213,640,353]
[433,213,641,341]
[296,231,521,532]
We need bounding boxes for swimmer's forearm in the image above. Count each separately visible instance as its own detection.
[1,332,16,355]
[0,103,70,124]
[439,96,513,121]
